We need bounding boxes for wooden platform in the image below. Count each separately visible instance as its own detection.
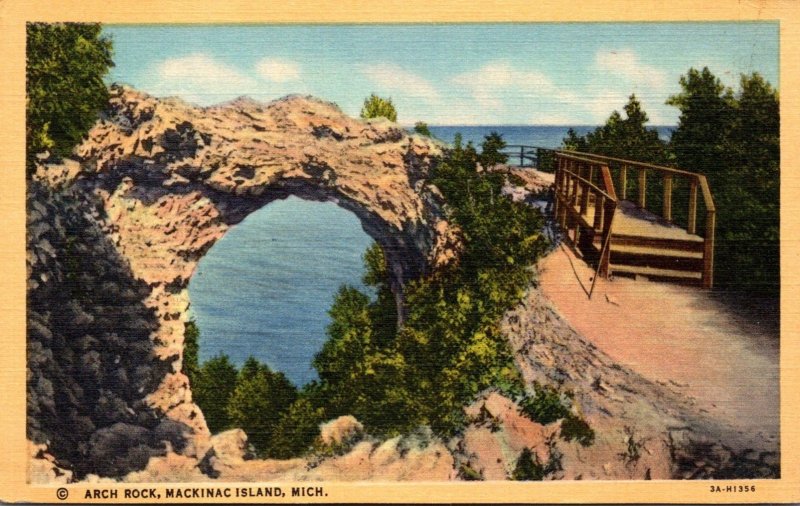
[551,150,715,288]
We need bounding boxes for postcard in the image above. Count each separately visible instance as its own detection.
[1,0,798,503]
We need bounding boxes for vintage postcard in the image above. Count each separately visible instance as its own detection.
[1,0,798,503]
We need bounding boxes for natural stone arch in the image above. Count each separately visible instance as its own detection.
[69,86,461,437]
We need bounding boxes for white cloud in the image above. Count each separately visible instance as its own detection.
[153,53,259,104]
[255,58,302,83]
[451,61,581,122]
[595,49,668,90]
[359,63,441,104]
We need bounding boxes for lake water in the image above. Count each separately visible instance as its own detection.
[188,124,674,386]
[188,196,374,386]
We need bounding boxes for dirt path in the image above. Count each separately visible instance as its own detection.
[537,245,780,451]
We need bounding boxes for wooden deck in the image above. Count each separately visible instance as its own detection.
[550,150,715,288]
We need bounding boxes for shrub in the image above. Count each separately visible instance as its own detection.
[413,121,433,137]
[560,415,595,447]
[518,383,570,425]
[360,94,397,122]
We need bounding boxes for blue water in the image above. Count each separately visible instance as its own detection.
[189,125,675,387]
[427,125,674,149]
[188,196,374,386]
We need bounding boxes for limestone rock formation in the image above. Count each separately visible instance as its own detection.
[28,85,460,478]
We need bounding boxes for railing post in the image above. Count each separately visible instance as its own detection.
[580,179,590,216]
[637,169,646,208]
[599,199,616,278]
[619,165,627,200]
[703,210,716,288]
[593,193,604,231]
[688,179,698,235]
[663,174,673,222]
[520,146,524,167]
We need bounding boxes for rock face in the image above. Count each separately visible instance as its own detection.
[28,85,459,478]
[26,182,196,478]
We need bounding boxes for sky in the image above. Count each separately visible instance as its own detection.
[103,23,778,126]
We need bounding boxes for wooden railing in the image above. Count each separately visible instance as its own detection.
[512,146,715,288]
[502,145,556,171]
[552,152,618,278]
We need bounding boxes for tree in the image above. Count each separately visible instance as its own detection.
[181,320,201,387]
[226,357,297,455]
[266,398,325,459]
[666,67,735,178]
[567,95,667,164]
[413,121,433,137]
[360,94,397,122]
[26,22,114,173]
[668,69,779,294]
[192,353,238,433]
[479,131,509,169]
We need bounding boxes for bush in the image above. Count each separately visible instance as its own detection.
[518,384,570,425]
[26,23,114,173]
[360,94,397,122]
[560,415,595,447]
[512,448,547,481]
[413,121,434,137]
[478,131,509,169]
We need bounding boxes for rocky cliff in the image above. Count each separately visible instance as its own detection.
[28,86,460,478]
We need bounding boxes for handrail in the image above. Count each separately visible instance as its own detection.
[559,166,616,202]
[545,146,715,288]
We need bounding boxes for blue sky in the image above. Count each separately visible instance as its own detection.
[104,23,778,126]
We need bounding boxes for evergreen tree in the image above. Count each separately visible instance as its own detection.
[193,353,238,433]
[479,131,509,169]
[666,67,735,178]
[226,357,297,454]
[669,69,779,293]
[26,22,114,173]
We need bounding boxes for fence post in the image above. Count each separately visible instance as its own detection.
[688,179,698,234]
[663,174,673,222]
[619,165,627,200]
[703,210,715,288]
[637,169,647,208]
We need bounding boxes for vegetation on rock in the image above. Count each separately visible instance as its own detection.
[360,93,398,122]
[26,22,114,173]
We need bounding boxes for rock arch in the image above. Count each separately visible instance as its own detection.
[69,86,460,437]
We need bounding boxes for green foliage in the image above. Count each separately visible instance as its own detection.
[512,448,546,481]
[226,357,298,455]
[560,415,595,447]
[458,463,484,481]
[265,398,325,459]
[478,131,509,169]
[310,132,550,438]
[193,353,238,433]
[563,72,779,296]
[668,68,779,294]
[512,444,562,481]
[562,94,667,164]
[413,121,434,137]
[26,22,114,173]
[518,384,570,425]
[360,93,398,122]
[182,320,200,385]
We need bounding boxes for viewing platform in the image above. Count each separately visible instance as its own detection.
[504,146,715,288]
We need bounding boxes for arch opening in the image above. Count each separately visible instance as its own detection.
[187,195,375,386]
